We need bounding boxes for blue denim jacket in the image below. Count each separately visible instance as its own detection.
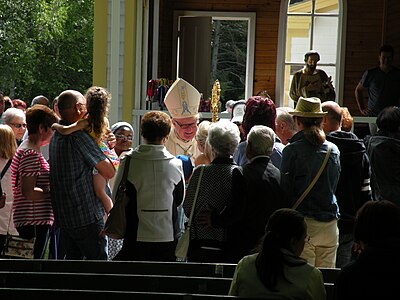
[280,131,341,222]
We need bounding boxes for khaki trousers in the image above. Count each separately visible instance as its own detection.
[301,217,339,268]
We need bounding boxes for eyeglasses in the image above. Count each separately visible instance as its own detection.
[10,123,27,129]
[115,134,133,141]
[174,120,198,129]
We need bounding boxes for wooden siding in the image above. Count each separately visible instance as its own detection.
[158,0,281,101]
[158,0,399,116]
[343,0,385,114]
[386,0,400,66]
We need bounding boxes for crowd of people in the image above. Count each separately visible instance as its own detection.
[1,44,400,299]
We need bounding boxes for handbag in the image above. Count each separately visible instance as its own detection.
[104,154,132,239]
[175,166,205,260]
[3,234,35,259]
[2,161,36,259]
[291,145,332,210]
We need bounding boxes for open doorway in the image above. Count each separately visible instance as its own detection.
[173,11,255,107]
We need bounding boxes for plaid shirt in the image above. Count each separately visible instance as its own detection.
[49,129,107,228]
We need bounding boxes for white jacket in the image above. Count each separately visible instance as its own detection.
[113,144,185,242]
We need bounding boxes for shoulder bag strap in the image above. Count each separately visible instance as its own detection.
[1,159,12,179]
[114,155,131,204]
[2,159,13,238]
[292,145,332,210]
[119,155,131,191]
[186,166,205,230]
[121,155,131,185]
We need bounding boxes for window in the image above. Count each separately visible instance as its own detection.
[277,0,344,107]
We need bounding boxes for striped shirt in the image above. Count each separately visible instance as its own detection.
[11,148,54,227]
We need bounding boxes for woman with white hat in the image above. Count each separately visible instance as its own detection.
[110,121,134,158]
[280,97,341,268]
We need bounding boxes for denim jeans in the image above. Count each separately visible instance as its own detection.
[61,218,107,260]
[336,233,354,268]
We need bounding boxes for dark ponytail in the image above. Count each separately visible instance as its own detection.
[298,116,325,146]
[255,209,307,291]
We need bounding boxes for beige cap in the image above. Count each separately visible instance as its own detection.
[164,78,200,119]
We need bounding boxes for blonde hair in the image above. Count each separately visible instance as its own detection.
[195,120,211,147]
[0,125,17,159]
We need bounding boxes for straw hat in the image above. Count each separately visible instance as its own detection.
[164,78,200,119]
[289,97,327,118]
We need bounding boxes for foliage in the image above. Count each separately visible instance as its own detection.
[211,20,247,106]
[0,0,94,104]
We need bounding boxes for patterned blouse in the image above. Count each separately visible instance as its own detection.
[183,157,237,242]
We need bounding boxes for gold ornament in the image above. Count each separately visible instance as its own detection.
[211,80,221,122]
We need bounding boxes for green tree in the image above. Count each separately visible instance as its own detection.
[0,0,93,103]
[211,20,247,105]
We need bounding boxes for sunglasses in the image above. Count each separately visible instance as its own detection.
[10,123,27,129]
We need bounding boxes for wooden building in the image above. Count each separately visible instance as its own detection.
[93,0,400,143]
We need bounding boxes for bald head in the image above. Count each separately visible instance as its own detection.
[58,90,83,109]
[321,101,343,133]
[57,90,86,122]
[276,106,297,145]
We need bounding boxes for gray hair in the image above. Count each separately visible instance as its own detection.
[31,95,50,107]
[2,107,26,124]
[207,119,240,157]
[276,107,296,131]
[247,125,275,156]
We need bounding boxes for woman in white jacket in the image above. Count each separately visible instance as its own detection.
[0,125,19,255]
[112,111,185,261]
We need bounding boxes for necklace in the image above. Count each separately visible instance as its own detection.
[176,143,192,156]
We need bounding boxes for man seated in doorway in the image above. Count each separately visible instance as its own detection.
[164,78,201,163]
[289,50,336,107]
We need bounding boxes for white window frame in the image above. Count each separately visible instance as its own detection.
[276,0,347,107]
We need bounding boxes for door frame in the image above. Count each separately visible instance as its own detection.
[172,10,256,100]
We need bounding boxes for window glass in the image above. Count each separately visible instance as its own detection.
[288,0,312,14]
[283,0,340,107]
[315,0,339,13]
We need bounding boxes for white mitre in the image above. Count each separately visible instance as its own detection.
[164,78,201,119]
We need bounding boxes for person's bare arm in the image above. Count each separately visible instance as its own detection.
[95,158,116,180]
[93,173,113,214]
[355,83,369,115]
[52,119,89,135]
[21,176,50,200]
